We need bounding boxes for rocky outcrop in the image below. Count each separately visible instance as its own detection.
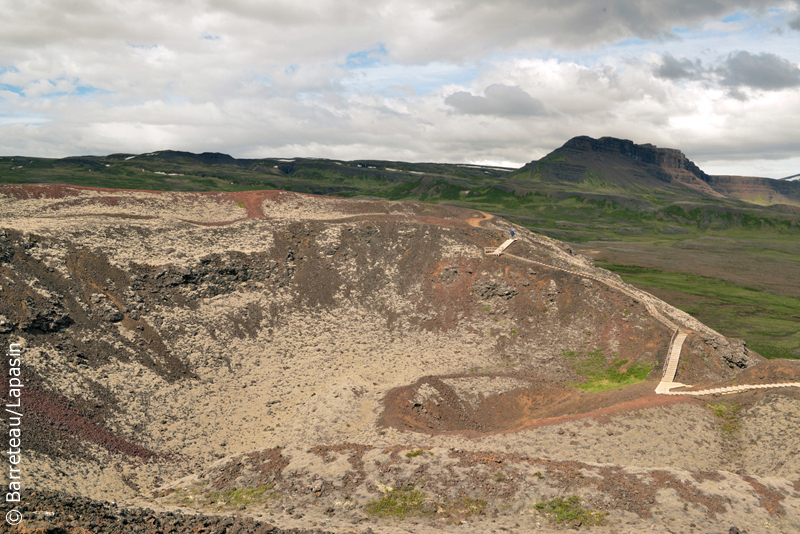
[473,278,518,299]
[705,336,762,370]
[20,298,73,333]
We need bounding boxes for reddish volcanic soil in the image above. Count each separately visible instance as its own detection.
[0,374,158,461]
[381,378,697,436]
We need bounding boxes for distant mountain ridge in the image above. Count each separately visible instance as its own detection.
[518,135,800,206]
[2,135,799,215]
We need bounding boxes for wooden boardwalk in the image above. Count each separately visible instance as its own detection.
[484,238,517,256]
[665,382,800,396]
[485,242,800,397]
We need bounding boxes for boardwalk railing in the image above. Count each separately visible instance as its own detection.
[484,242,800,397]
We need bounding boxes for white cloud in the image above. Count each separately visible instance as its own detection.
[0,0,798,176]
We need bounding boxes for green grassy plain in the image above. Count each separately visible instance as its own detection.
[598,264,800,360]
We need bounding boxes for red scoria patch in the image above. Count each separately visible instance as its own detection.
[0,372,157,460]
[503,387,696,434]
[208,447,290,491]
[743,475,786,516]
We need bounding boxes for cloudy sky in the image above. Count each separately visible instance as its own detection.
[1,1,799,177]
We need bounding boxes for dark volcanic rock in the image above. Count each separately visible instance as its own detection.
[473,279,518,300]
[100,303,124,322]
[706,336,761,370]
[20,299,73,333]
[3,490,332,534]
[0,314,13,333]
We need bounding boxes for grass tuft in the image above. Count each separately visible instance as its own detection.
[708,402,742,438]
[564,348,652,392]
[364,486,430,519]
[533,495,606,527]
[163,484,280,510]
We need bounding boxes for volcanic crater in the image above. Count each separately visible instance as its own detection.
[1,184,799,533]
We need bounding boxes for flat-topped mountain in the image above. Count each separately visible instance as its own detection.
[705,173,800,205]
[528,135,712,184]
[515,135,800,204]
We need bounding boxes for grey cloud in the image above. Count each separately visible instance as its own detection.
[445,84,546,117]
[3,1,783,67]
[422,0,778,58]
[654,51,800,93]
[718,51,800,90]
[787,0,800,30]
[655,54,704,80]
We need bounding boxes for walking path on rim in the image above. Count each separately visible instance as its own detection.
[483,237,800,397]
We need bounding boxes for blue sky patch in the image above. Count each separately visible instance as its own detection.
[0,114,50,126]
[342,60,479,96]
[344,44,388,70]
[722,12,749,23]
[0,84,23,95]
[74,85,111,97]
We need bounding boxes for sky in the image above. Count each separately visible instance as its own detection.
[1,1,799,178]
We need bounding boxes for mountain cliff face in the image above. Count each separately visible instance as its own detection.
[1,185,799,533]
[524,136,800,205]
[516,135,718,197]
[561,136,710,181]
[707,174,800,205]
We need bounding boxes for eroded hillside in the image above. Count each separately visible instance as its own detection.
[1,184,799,534]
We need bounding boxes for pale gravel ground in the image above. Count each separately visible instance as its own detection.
[3,187,798,534]
[263,192,403,220]
[2,217,280,269]
[740,395,800,478]
[140,445,800,534]
[0,188,248,222]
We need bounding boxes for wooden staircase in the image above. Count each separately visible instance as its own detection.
[484,238,517,256]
